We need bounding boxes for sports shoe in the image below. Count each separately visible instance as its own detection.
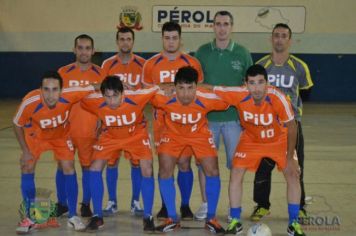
[86,216,104,231]
[287,221,306,236]
[67,216,86,231]
[298,208,310,225]
[80,202,92,217]
[250,206,270,221]
[103,201,119,216]
[205,218,225,234]
[55,202,68,217]
[155,218,180,233]
[143,215,155,233]
[156,205,168,220]
[225,218,243,235]
[16,217,35,234]
[194,202,207,220]
[180,205,194,221]
[131,200,144,216]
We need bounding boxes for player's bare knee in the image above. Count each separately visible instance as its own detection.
[90,159,106,171]
[61,162,75,175]
[178,160,191,172]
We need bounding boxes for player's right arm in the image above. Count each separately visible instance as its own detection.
[80,93,102,116]
[13,96,36,164]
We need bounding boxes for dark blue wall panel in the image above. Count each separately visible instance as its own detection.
[1,52,355,102]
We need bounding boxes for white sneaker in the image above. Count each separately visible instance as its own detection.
[103,200,119,216]
[194,202,207,221]
[305,196,313,205]
[67,216,85,231]
[130,200,144,216]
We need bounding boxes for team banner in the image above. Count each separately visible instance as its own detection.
[152,6,305,33]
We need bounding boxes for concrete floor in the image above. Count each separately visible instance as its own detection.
[0,101,355,235]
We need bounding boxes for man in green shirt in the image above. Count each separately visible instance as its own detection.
[194,10,253,220]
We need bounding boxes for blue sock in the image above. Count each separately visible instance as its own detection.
[106,166,118,203]
[288,203,300,224]
[21,173,36,216]
[230,207,242,220]
[64,173,78,218]
[90,170,103,217]
[82,169,91,204]
[205,175,221,220]
[55,169,67,206]
[177,169,193,207]
[131,165,142,204]
[158,177,177,221]
[141,176,154,218]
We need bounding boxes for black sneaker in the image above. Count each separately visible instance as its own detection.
[225,218,243,235]
[155,218,180,233]
[156,205,168,220]
[86,216,104,231]
[205,218,225,235]
[55,203,68,217]
[143,215,155,233]
[180,205,194,221]
[80,203,92,217]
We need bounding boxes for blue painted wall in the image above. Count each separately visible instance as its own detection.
[0,52,355,102]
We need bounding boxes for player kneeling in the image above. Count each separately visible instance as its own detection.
[13,71,97,234]
[151,66,228,234]
[208,64,306,236]
[81,76,158,232]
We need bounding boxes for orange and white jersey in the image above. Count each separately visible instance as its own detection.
[142,52,203,85]
[58,63,104,138]
[102,54,145,89]
[81,86,159,139]
[58,63,104,88]
[214,85,294,143]
[151,88,229,137]
[13,86,94,140]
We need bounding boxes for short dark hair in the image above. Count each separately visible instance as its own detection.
[245,64,268,82]
[41,71,63,89]
[162,21,181,36]
[74,34,94,48]
[100,76,124,95]
[214,11,234,25]
[174,66,198,85]
[272,23,292,39]
[116,27,135,41]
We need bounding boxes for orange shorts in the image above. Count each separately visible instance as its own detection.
[158,133,217,160]
[232,133,287,172]
[25,135,74,161]
[93,129,153,163]
[153,111,194,158]
[107,151,140,166]
[71,137,96,167]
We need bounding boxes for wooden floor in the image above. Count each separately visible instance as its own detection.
[0,101,355,235]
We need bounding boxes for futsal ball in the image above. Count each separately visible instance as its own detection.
[246,223,272,236]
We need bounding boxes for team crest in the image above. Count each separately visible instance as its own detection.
[118,6,143,30]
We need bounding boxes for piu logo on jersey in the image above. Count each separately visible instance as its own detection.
[69,80,91,87]
[170,112,202,124]
[243,111,273,126]
[39,111,69,128]
[105,112,136,126]
[114,73,140,86]
[160,70,177,83]
[268,74,294,88]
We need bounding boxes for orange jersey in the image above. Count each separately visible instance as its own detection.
[81,86,159,139]
[101,54,145,89]
[151,88,229,137]
[58,63,104,138]
[13,86,94,140]
[214,85,294,143]
[142,52,203,85]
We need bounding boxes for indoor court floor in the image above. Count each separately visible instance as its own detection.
[0,100,355,235]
